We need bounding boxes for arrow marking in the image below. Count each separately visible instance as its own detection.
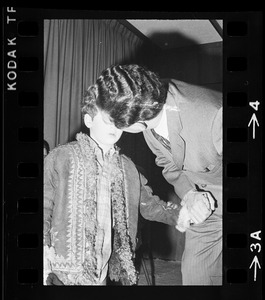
[248,113,260,139]
[249,255,261,281]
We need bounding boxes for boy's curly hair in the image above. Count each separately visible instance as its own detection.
[81,64,168,129]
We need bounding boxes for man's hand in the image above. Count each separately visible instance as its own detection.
[184,190,215,224]
[175,190,215,232]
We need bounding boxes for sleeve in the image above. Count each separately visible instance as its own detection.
[43,151,59,284]
[139,173,181,226]
[43,151,58,246]
[212,107,223,156]
[143,130,194,200]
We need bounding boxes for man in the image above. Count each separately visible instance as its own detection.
[95,64,222,285]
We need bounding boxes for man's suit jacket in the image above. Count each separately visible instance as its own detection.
[143,79,223,216]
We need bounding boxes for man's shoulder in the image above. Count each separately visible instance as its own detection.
[170,79,221,95]
[168,79,222,109]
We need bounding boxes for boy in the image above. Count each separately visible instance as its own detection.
[43,74,214,286]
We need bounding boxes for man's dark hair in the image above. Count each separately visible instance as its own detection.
[81,64,168,129]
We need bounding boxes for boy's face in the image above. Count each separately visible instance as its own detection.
[87,110,123,149]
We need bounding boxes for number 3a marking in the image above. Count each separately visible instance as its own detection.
[249,101,260,111]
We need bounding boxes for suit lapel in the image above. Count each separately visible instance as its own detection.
[166,84,185,169]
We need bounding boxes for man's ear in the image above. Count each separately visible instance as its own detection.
[84,114,93,128]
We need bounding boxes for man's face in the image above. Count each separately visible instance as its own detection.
[89,110,123,148]
[122,108,164,133]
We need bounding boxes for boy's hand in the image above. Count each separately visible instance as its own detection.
[165,201,178,210]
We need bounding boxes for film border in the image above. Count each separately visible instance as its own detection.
[2,8,263,299]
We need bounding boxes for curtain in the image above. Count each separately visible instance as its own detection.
[44,19,143,150]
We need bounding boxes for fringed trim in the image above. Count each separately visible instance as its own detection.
[76,132,100,284]
[108,155,138,285]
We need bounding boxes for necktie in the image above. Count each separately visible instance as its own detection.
[151,129,171,153]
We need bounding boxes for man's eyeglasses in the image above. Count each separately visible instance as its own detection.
[123,121,148,133]
[138,121,147,129]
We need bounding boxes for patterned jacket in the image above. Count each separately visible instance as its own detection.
[44,134,181,285]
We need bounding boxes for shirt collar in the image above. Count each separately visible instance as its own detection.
[76,132,119,158]
[153,106,168,138]
[85,134,119,160]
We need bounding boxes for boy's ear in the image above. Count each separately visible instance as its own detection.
[84,114,93,128]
